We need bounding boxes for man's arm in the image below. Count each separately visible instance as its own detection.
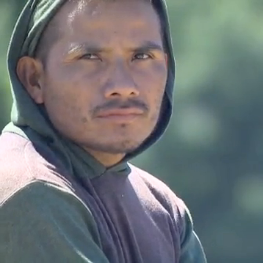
[0,181,109,263]
[178,203,207,263]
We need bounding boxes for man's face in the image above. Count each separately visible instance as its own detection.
[38,0,167,156]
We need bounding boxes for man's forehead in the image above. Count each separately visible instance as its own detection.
[59,0,153,20]
[54,0,157,33]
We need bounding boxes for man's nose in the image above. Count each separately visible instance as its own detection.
[104,63,140,99]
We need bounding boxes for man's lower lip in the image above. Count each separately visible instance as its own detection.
[97,114,142,123]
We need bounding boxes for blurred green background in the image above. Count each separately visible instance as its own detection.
[1,0,263,262]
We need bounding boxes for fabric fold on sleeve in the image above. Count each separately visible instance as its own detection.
[178,201,207,263]
[0,181,110,263]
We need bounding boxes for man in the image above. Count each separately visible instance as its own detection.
[0,0,207,262]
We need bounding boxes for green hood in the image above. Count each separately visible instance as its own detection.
[3,0,175,178]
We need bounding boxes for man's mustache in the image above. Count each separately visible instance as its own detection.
[92,99,149,116]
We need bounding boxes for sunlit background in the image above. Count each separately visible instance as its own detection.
[1,1,263,262]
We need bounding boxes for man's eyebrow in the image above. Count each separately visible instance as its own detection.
[133,41,164,51]
[67,43,110,54]
[67,41,164,54]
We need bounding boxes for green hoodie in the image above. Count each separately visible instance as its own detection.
[0,0,207,262]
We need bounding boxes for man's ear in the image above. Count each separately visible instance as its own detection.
[16,56,44,104]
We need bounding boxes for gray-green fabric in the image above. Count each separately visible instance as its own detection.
[1,0,207,263]
[1,181,110,263]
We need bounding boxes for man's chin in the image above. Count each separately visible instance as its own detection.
[99,143,141,154]
[83,139,143,155]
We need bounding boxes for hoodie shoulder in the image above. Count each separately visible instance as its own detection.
[128,164,207,263]
[129,163,183,205]
[0,132,72,205]
[129,163,185,224]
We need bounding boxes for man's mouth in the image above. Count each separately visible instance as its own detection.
[96,108,144,123]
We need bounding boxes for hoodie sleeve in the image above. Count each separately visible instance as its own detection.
[0,181,110,263]
[178,201,207,263]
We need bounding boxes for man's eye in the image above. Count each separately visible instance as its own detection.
[133,53,152,60]
[80,54,100,60]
